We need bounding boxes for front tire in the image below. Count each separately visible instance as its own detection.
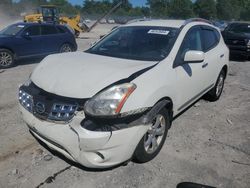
[133,108,170,163]
[0,49,14,69]
[205,70,226,102]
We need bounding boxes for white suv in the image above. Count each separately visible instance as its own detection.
[19,19,229,168]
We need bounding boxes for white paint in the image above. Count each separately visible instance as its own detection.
[21,19,229,168]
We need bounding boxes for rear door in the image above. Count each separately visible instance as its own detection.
[174,26,212,113]
[200,26,222,86]
[16,25,41,57]
[40,25,61,54]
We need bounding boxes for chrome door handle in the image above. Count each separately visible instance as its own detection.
[202,63,208,68]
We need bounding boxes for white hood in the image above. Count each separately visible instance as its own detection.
[31,52,156,98]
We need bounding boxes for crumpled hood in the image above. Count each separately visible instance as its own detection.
[31,52,156,98]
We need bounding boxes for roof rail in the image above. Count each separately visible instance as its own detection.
[183,18,212,26]
[127,18,152,24]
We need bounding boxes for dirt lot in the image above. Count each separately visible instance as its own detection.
[0,24,249,188]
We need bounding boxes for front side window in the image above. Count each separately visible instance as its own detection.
[0,24,25,36]
[86,26,179,61]
[41,25,58,35]
[174,27,202,67]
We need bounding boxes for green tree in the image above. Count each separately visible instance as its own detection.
[194,0,216,19]
[240,0,250,20]
[146,0,169,18]
[217,0,242,20]
[168,0,194,19]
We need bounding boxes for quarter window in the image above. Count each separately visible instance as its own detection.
[41,25,58,35]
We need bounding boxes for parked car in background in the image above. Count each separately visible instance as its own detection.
[107,19,115,24]
[222,22,250,60]
[19,18,229,168]
[0,22,77,68]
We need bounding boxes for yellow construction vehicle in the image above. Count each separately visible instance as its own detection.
[24,1,127,37]
[23,5,88,37]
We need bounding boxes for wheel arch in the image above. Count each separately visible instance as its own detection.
[0,46,16,58]
[155,96,173,119]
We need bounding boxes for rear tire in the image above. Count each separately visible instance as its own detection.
[0,49,14,69]
[133,108,170,163]
[204,70,225,102]
[59,43,73,53]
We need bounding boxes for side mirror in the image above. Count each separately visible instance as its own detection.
[184,50,204,63]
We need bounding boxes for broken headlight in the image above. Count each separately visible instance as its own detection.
[84,83,136,117]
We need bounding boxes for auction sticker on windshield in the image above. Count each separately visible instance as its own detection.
[148,29,170,35]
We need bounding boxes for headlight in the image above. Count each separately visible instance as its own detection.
[84,83,136,116]
[19,89,33,112]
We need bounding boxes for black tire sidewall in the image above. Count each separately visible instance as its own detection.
[205,70,226,101]
[0,49,14,69]
[133,108,170,163]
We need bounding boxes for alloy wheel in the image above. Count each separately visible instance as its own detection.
[144,114,166,154]
[0,52,13,67]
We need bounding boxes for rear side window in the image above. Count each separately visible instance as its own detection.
[23,26,40,36]
[41,25,58,35]
[201,28,220,51]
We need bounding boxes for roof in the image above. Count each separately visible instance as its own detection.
[126,18,215,28]
[13,22,61,27]
[126,19,185,28]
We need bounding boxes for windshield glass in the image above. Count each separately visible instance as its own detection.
[86,26,179,61]
[228,23,250,33]
[0,24,25,36]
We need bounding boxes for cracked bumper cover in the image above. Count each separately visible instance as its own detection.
[19,104,149,168]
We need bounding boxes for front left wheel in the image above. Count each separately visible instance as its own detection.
[0,49,14,69]
[133,108,170,163]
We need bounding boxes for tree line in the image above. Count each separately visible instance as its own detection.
[0,0,249,20]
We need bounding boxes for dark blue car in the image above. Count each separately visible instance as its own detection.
[0,22,77,68]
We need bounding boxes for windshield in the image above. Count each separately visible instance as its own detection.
[228,23,250,33]
[0,24,25,36]
[86,26,179,61]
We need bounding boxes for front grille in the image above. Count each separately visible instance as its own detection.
[19,82,88,122]
[226,39,246,46]
[48,103,78,121]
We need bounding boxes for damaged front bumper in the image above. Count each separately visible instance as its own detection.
[20,104,150,168]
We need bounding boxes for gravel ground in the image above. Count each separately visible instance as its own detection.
[0,24,249,188]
